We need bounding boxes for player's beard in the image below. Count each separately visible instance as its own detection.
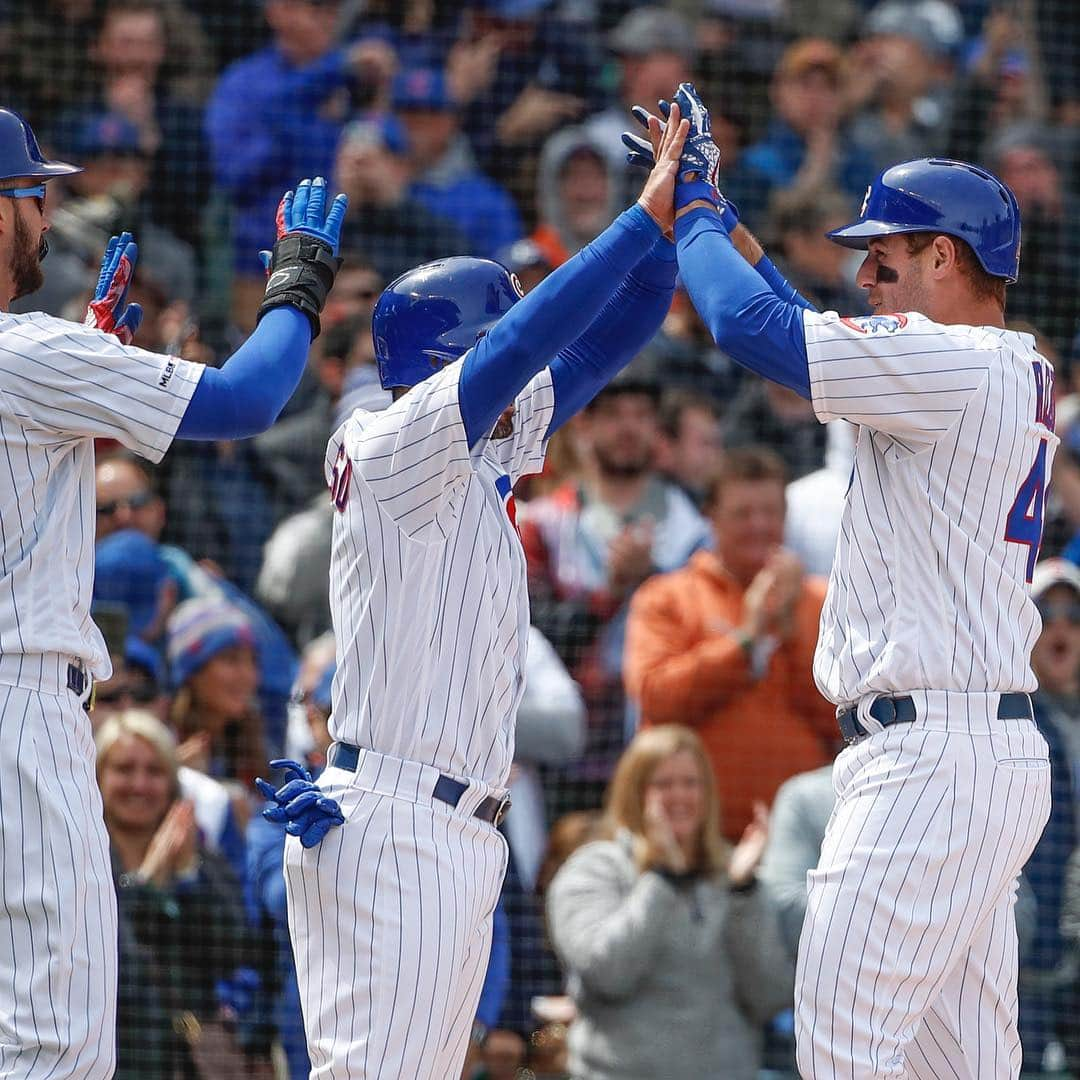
[10,210,45,301]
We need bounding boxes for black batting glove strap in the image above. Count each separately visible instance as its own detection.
[256,233,343,339]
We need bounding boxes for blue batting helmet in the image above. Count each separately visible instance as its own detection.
[372,256,523,390]
[0,108,81,183]
[827,158,1021,282]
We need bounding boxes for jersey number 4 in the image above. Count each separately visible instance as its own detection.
[1004,438,1049,583]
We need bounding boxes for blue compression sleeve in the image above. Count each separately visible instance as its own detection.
[547,236,676,434]
[675,207,811,399]
[754,253,816,311]
[176,307,312,440]
[459,204,661,447]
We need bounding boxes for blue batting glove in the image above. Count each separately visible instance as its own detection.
[672,82,723,210]
[85,231,144,345]
[277,177,349,253]
[256,758,345,847]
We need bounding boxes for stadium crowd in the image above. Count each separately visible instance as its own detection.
[5,0,1080,1075]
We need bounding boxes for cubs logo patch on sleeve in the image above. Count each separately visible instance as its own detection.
[840,313,909,334]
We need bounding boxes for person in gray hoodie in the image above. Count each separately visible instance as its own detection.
[546,724,793,1080]
[531,124,624,267]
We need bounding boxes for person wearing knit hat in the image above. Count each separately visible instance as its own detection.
[165,597,265,789]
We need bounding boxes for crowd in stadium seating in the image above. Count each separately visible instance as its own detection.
[5,0,1080,1075]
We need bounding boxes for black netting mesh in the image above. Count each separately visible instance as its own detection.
[5,0,1080,1076]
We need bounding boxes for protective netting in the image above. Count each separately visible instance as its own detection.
[4,0,1080,1076]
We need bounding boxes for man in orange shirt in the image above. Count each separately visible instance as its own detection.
[624,446,839,841]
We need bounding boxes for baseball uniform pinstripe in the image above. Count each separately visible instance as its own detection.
[794,311,1055,1078]
[285,360,552,1078]
[0,311,200,1078]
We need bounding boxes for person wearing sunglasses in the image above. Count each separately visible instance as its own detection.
[0,105,349,1080]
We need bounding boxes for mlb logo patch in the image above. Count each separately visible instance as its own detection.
[841,314,909,335]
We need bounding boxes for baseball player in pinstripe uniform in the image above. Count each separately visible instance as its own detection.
[0,106,348,1078]
[625,83,1054,1077]
[256,108,693,1079]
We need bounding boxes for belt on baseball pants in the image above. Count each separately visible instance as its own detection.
[838,691,1033,745]
[67,661,94,713]
[326,742,511,826]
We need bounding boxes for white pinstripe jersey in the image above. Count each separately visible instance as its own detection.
[0,312,201,684]
[324,361,554,788]
[805,310,1058,707]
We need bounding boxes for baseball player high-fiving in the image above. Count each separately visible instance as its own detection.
[0,106,348,1079]
[257,107,693,1079]
[627,82,1054,1078]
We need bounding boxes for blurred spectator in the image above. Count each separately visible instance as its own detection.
[245,645,337,1080]
[635,292,746,404]
[741,38,875,229]
[497,235,554,291]
[94,528,177,674]
[1063,846,1080,1073]
[724,376,826,482]
[757,763,835,961]
[654,390,724,510]
[784,421,857,577]
[97,455,167,543]
[254,264,384,520]
[206,0,375,324]
[624,447,838,842]
[583,6,697,204]
[531,127,621,267]
[88,0,214,249]
[334,114,471,281]
[1035,0,1080,118]
[470,1027,526,1079]
[846,0,963,174]
[256,300,391,647]
[767,187,868,315]
[0,0,101,123]
[98,709,272,1078]
[988,125,1080,356]
[453,1,604,180]
[165,596,266,799]
[394,67,524,257]
[1022,558,1080,1070]
[546,724,792,1079]
[500,625,587,1033]
[948,3,1047,164]
[519,371,710,812]
[46,108,196,302]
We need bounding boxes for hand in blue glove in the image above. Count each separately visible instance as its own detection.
[622,85,727,214]
[84,232,143,345]
[255,758,345,848]
[260,177,349,271]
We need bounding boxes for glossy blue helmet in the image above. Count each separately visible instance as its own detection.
[0,108,81,183]
[827,158,1021,283]
[372,256,523,390]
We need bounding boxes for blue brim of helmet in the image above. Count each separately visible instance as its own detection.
[826,219,928,249]
[19,160,83,181]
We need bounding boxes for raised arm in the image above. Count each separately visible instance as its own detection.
[457,110,690,447]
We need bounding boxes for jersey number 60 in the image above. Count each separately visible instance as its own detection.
[1004,438,1049,584]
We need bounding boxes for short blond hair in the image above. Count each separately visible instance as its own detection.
[95,708,180,801]
[601,725,729,876]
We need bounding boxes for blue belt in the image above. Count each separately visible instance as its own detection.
[327,742,511,826]
[837,692,1033,746]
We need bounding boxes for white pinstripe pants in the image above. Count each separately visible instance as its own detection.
[0,684,118,1079]
[284,752,508,1079]
[794,692,1051,1079]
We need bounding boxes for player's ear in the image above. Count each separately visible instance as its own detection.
[931,235,957,278]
